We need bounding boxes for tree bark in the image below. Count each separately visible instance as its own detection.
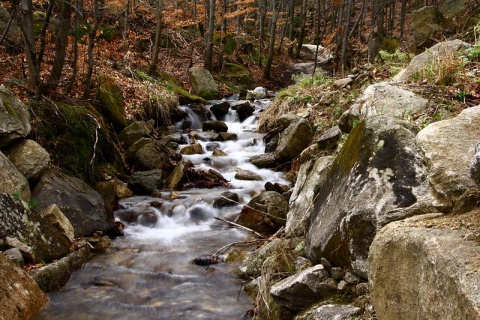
[83,0,99,98]
[148,0,164,74]
[203,0,215,72]
[263,0,280,79]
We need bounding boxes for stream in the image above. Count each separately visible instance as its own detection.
[33,97,289,319]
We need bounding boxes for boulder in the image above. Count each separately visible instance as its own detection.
[270,264,336,311]
[394,40,470,83]
[306,116,433,278]
[416,106,480,207]
[439,0,466,19]
[96,77,128,131]
[300,44,332,63]
[95,178,133,217]
[0,85,31,148]
[212,148,227,156]
[246,87,267,100]
[249,153,279,169]
[294,304,361,320]
[237,191,288,236]
[30,244,91,292]
[411,6,445,47]
[0,194,72,262]
[188,66,220,100]
[32,170,118,237]
[286,156,333,237]
[5,139,50,183]
[189,130,220,141]
[470,143,480,186]
[39,204,75,243]
[209,101,230,120]
[166,162,186,190]
[316,126,342,150]
[274,118,313,162]
[0,254,48,320]
[236,103,255,122]
[126,138,175,174]
[202,120,228,133]
[127,169,163,195]
[369,216,480,320]
[118,120,155,149]
[338,82,429,133]
[219,132,237,141]
[212,191,239,208]
[220,62,253,91]
[0,6,22,46]
[234,169,263,181]
[0,151,31,200]
[180,143,204,155]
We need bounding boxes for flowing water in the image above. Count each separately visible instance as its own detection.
[33,98,288,320]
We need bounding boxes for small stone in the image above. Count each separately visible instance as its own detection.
[464,233,476,241]
[338,280,350,292]
[320,257,332,272]
[4,248,25,267]
[295,256,313,271]
[353,282,370,296]
[212,148,227,157]
[344,271,361,285]
[330,267,345,281]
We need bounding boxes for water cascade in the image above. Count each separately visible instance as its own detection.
[33,97,288,320]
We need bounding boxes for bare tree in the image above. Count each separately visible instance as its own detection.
[204,0,215,72]
[148,0,164,74]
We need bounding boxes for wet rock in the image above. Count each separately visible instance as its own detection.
[306,116,433,278]
[193,255,219,266]
[188,66,220,100]
[0,151,31,200]
[339,82,428,133]
[265,182,290,194]
[95,178,133,217]
[270,264,334,311]
[5,139,50,184]
[212,191,239,208]
[246,87,267,100]
[417,106,480,206]
[188,205,212,223]
[206,142,221,151]
[4,248,24,267]
[249,153,279,169]
[118,120,155,149]
[237,191,288,235]
[0,85,31,148]
[32,170,119,237]
[202,120,228,133]
[0,193,72,263]
[394,40,470,83]
[166,162,186,190]
[295,303,361,320]
[369,217,480,320]
[93,236,115,253]
[265,135,279,153]
[235,169,263,181]
[115,208,158,226]
[274,118,313,163]
[180,143,204,155]
[219,132,237,141]
[286,156,333,237]
[128,169,163,195]
[212,148,227,157]
[209,101,230,120]
[316,126,342,150]
[30,244,91,292]
[236,102,255,122]
[0,253,48,319]
[189,130,220,141]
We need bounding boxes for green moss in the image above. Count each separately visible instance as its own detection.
[96,77,128,131]
[220,62,253,91]
[334,120,365,174]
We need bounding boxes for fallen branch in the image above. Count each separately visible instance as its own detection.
[212,239,265,257]
[214,216,267,239]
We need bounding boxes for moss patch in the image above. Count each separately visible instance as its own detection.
[220,62,253,91]
[96,77,128,131]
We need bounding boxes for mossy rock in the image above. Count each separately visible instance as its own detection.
[28,101,125,182]
[382,37,400,54]
[96,77,128,131]
[164,81,207,105]
[220,63,253,91]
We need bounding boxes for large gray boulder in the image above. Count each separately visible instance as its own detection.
[126,138,175,175]
[5,139,50,183]
[0,193,72,262]
[274,118,313,163]
[0,254,48,320]
[32,170,118,237]
[369,215,480,320]
[0,151,30,200]
[286,156,333,237]
[188,66,220,100]
[394,40,470,83]
[416,106,480,207]
[411,6,445,47]
[338,82,429,133]
[306,116,433,278]
[270,264,336,311]
[237,191,289,236]
[0,85,31,148]
[118,120,155,149]
[0,7,22,45]
[127,169,163,195]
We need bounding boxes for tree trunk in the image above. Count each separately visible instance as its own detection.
[400,0,407,39]
[83,0,99,98]
[295,0,307,58]
[48,0,72,92]
[18,0,41,97]
[263,0,280,79]
[203,0,215,72]
[148,0,164,74]
[341,0,354,68]
[258,0,266,67]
